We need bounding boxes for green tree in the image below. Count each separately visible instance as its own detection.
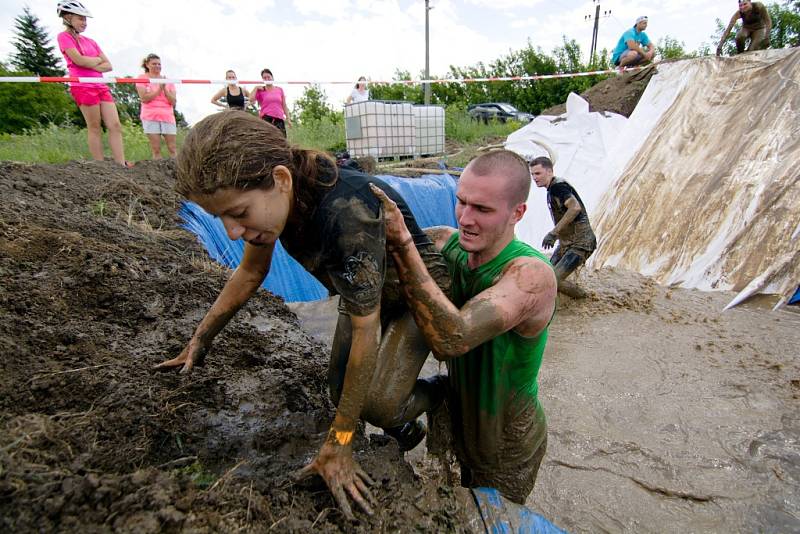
[292,84,339,125]
[10,7,64,76]
[769,1,800,47]
[657,36,694,59]
[0,64,75,133]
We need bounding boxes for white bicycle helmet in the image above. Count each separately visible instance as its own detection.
[57,1,93,17]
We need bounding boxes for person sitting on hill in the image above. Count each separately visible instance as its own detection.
[717,1,772,56]
[612,16,654,68]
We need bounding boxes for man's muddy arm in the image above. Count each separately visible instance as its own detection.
[154,242,274,372]
[394,251,554,358]
[551,196,582,236]
[371,184,555,358]
[718,13,739,48]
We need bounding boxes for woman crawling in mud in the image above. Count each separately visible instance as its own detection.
[155,111,450,520]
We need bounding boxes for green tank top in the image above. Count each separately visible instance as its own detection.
[441,232,553,467]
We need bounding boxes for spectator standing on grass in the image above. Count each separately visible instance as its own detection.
[136,53,177,160]
[611,16,655,68]
[250,68,291,136]
[717,1,772,56]
[211,70,247,110]
[346,76,370,104]
[56,1,128,166]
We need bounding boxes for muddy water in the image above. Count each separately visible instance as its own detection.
[291,270,800,532]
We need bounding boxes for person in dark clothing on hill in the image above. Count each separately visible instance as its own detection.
[530,156,596,299]
[717,1,772,55]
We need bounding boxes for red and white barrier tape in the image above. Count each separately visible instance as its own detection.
[0,66,645,86]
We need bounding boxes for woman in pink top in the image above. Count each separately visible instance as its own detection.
[135,53,177,159]
[249,68,291,137]
[56,1,127,165]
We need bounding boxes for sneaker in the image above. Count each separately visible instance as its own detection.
[384,419,427,452]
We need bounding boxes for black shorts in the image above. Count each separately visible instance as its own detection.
[262,115,286,136]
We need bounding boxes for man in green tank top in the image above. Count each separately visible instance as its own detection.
[370,150,557,504]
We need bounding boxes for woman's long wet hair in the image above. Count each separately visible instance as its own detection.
[176,111,337,218]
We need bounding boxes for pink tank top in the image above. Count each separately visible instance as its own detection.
[254,86,286,120]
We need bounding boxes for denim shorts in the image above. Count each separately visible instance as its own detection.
[142,120,177,135]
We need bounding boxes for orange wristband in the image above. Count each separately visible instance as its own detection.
[328,428,354,446]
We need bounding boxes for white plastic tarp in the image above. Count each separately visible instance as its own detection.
[506,93,627,251]
[508,48,800,307]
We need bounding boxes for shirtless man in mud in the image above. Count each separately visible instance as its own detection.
[370,149,557,504]
[717,1,772,56]
[530,156,596,298]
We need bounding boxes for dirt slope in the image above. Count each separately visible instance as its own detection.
[541,65,657,118]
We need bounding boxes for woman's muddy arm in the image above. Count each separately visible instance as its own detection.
[331,310,381,434]
[154,242,274,372]
[293,308,380,520]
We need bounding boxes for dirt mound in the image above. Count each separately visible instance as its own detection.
[0,160,466,532]
[541,65,657,118]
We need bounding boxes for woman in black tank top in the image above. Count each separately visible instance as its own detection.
[210,69,246,110]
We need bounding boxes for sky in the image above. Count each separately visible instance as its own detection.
[0,0,732,124]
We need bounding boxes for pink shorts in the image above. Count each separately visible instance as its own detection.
[70,85,114,107]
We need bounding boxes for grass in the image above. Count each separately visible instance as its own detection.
[0,123,188,164]
[0,110,522,165]
[288,115,346,152]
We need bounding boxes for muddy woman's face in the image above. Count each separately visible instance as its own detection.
[190,167,293,246]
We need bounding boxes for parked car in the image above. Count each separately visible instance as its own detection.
[467,102,534,124]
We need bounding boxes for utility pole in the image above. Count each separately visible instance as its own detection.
[584,1,611,66]
[424,0,432,105]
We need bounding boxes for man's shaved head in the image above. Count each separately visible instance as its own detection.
[464,149,531,206]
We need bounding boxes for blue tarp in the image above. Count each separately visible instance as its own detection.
[791,287,800,305]
[471,487,567,534]
[180,173,459,302]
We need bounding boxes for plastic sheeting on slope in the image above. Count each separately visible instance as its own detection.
[505,92,628,255]
[591,48,800,306]
[180,173,459,303]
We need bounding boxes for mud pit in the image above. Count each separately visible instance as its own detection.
[0,161,466,532]
[1,160,798,532]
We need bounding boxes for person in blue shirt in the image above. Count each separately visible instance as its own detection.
[612,16,655,68]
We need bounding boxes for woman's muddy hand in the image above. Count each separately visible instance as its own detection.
[153,338,207,373]
[369,183,412,248]
[292,438,376,521]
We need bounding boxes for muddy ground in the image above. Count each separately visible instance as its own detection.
[1,159,798,533]
[0,160,467,533]
[541,65,657,118]
[293,274,800,533]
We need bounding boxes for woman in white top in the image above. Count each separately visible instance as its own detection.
[346,76,369,104]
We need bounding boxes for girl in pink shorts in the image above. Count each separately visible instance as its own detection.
[56,1,127,165]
